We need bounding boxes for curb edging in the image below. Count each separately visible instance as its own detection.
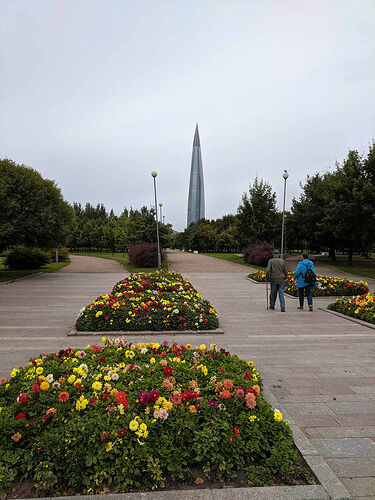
[319,307,375,331]
[68,328,225,337]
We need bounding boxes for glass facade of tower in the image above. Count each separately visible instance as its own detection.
[187,125,205,227]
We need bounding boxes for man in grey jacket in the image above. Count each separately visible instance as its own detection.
[265,249,288,312]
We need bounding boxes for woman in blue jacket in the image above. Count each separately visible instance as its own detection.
[294,252,317,311]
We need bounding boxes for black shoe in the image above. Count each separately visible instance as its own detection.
[309,306,313,312]
[269,306,275,310]
[281,309,285,312]
[297,306,303,310]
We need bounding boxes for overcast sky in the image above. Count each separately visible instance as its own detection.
[1,1,374,231]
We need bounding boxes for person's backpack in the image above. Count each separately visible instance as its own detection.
[303,264,316,283]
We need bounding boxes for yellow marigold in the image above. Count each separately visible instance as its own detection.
[35,367,43,375]
[189,405,197,413]
[92,381,102,391]
[40,381,50,391]
[129,419,139,431]
[274,409,283,421]
[67,375,76,384]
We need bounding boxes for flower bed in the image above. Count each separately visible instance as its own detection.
[328,292,375,324]
[76,270,219,332]
[248,271,369,297]
[0,340,312,497]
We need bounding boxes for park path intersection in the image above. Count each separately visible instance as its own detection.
[0,252,374,498]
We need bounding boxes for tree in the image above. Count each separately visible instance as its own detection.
[236,177,280,249]
[0,158,74,251]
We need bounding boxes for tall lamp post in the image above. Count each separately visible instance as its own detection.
[151,171,162,269]
[281,170,289,259]
[159,202,163,222]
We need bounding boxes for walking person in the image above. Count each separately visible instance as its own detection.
[266,249,288,312]
[294,252,317,311]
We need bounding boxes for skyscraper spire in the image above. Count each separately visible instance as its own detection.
[187,124,205,227]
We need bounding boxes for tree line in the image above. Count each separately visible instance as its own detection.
[175,141,375,263]
[1,139,374,264]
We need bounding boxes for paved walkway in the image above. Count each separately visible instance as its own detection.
[0,252,374,498]
[60,254,125,273]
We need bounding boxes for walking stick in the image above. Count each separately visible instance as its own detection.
[266,282,269,310]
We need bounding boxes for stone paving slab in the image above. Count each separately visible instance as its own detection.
[2,251,375,498]
[325,457,375,477]
[340,477,375,498]
[310,438,375,458]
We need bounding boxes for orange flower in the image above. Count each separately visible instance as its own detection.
[46,407,57,415]
[189,405,197,413]
[221,390,231,399]
[59,392,69,402]
[252,385,260,396]
[245,393,256,409]
[223,379,233,390]
[0,377,7,384]
[59,377,66,384]
[11,433,22,442]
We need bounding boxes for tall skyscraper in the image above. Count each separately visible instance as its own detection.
[187,124,205,227]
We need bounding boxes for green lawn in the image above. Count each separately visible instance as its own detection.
[316,254,375,280]
[0,258,70,283]
[71,252,169,273]
[204,252,266,271]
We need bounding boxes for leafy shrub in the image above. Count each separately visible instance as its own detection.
[50,247,70,262]
[248,271,369,297]
[243,242,274,267]
[4,246,51,269]
[0,340,309,496]
[128,243,164,268]
[328,292,375,324]
[76,270,219,331]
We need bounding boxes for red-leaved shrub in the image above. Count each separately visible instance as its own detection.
[128,243,163,268]
[243,242,274,267]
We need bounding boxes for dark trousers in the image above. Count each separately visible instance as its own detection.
[299,284,313,308]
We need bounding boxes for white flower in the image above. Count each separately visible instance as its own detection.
[111,373,119,381]
[140,347,148,354]
[46,374,54,383]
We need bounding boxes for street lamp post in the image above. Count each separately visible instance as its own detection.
[159,202,163,222]
[151,171,162,269]
[281,170,289,259]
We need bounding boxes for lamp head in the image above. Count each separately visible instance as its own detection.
[159,202,163,207]
[151,171,158,178]
[283,170,289,180]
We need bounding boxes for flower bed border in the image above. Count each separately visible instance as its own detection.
[68,328,225,337]
[319,307,375,331]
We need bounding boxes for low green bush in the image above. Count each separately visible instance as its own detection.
[4,247,51,270]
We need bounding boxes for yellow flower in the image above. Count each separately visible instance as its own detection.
[201,365,208,376]
[105,442,113,452]
[189,405,197,413]
[118,404,125,415]
[248,361,254,367]
[150,357,156,364]
[199,344,206,351]
[186,344,191,350]
[139,423,147,432]
[76,395,89,411]
[145,407,150,414]
[40,381,50,391]
[274,409,283,421]
[92,381,102,391]
[249,415,259,422]
[35,367,43,375]
[104,375,111,381]
[129,420,139,431]
[67,375,76,384]
[102,336,106,344]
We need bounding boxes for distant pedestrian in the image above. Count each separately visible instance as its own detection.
[294,252,317,311]
[266,249,288,312]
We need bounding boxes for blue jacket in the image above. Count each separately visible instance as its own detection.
[294,259,317,288]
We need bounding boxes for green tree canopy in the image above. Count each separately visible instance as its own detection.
[0,158,74,251]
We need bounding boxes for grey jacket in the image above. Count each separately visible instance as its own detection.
[266,258,288,282]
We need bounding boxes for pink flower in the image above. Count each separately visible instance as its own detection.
[236,388,245,398]
[245,393,256,409]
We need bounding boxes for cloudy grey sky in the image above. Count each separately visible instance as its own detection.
[1,0,374,231]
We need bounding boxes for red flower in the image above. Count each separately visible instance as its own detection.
[104,315,109,321]
[90,397,97,406]
[15,412,27,420]
[164,366,173,376]
[32,383,40,393]
[98,357,106,364]
[115,391,129,407]
[17,393,28,404]
[75,382,82,392]
[160,351,166,357]
[119,428,126,437]
[219,368,225,373]
[59,392,69,402]
[234,427,240,437]
[203,318,208,323]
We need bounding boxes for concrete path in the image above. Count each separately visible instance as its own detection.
[60,254,125,273]
[0,251,374,498]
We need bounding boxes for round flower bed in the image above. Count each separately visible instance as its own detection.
[328,292,375,324]
[248,271,369,297]
[76,270,219,331]
[0,340,311,496]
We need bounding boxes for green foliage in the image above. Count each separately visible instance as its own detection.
[4,247,51,270]
[50,248,70,262]
[0,340,307,495]
[0,158,74,251]
[76,270,219,331]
